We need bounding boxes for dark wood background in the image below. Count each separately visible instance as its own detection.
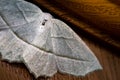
[31,0,120,49]
[0,0,120,80]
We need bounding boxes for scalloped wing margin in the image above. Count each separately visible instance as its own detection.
[0,0,102,78]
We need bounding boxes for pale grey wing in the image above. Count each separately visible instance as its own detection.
[51,19,102,76]
[15,0,43,22]
[0,0,42,61]
[0,14,31,62]
[0,0,43,28]
[22,45,57,78]
[0,0,42,27]
[0,0,57,76]
[0,13,25,62]
[0,29,57,77]
[0,0,57,77]
[0,0,102,77]
[0,0,53,45]
[0,29,27,62]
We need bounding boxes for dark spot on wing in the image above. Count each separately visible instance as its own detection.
[42,19,48,26]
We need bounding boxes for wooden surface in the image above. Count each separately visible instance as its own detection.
[31,0,120,49]
[0,0,120,80]
[52,0,120,38]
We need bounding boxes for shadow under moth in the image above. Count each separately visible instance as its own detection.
[0,0,102,78]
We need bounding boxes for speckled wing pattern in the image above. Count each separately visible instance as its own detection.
[0,0,102,78]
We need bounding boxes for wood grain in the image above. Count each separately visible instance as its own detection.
[31,0,120,49]
[49,0,120,38]
[0,0,120,80]
[54,0,120,37]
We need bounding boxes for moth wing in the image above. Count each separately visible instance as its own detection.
[0,0,102,77]
[0,29,27,62]
[22,46,57,78]
[51,19,102,76]
[0,0,43,27]
[0,29,57,77]
[0,0,45,44]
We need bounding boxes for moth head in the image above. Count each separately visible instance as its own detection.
[41,13,52,26]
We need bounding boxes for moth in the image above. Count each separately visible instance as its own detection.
[0,0,102,78]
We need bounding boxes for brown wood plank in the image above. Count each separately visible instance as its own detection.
[31,0,120,49]
[0,0,120,80]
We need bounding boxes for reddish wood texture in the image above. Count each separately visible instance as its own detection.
[0,0,120,80]
[31,0,120,49]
